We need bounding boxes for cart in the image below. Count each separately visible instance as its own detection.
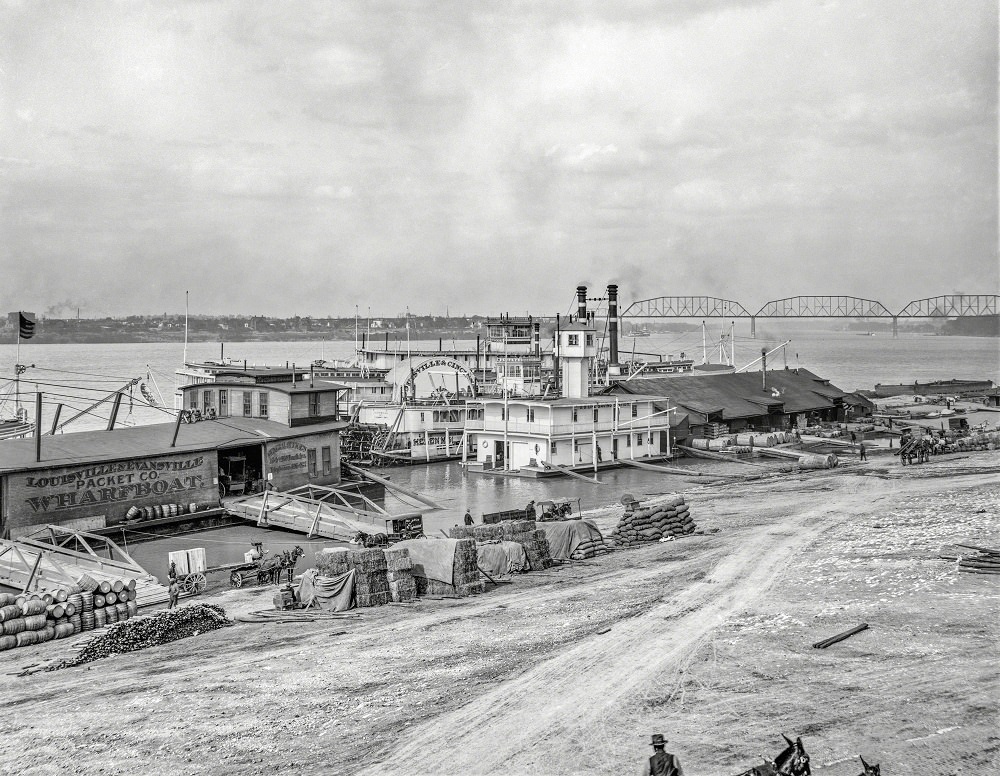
[178,571,208,595]
[385,515,425,542]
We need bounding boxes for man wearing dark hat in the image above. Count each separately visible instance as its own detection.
[640,733,683,776]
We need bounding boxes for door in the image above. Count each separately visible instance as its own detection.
[494,440,505,466]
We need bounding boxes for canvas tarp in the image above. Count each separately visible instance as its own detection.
[540,519,604,560]
[296,568,356,611]
[392,538,458,584]
[477,541,528,576]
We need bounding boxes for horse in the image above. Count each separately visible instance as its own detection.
[353,530,389,548]
[856,756,880,776]
[734,735,811,776]
[256,554,283,585]
[279,546,304,584]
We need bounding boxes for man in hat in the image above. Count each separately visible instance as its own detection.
[464,509,474,526]
[639,734,683,776]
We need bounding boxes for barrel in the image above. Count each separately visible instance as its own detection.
[93,608,107,627]
[15,630,37,647]
[105,606,119,624]
[81,591,94,612]
[126,505,140,520]
[81,612,96,631]
[126,600,138,618]
[41,593,54,605]
[111,579,124,594]
[21,599,47,617]
[189,502,198,514]
[0,593,16,607]
[97,580,112,595]
[23,613,47,631]
[2,617,26,635]
[37,625,55,643]
[0,634,16,651]
[54,588,69,603]
[64,602,77,618]
[115,602,129,621]
[46,603,66,619]
[69,614,82,634]
[93,594,106,609]
[126,589,137,602]
[798,453,835,470]
[76,573,100,593]
[68,593,83,611]
[0,604,21,622]
[54,622,75,639]
[105,592,118,606]
[126,578,137,591]
[706,439,729,451]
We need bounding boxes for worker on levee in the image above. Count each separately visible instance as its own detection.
[167,578,180,610]
[640,734,683,776]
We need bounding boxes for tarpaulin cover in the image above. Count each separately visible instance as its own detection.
[540,519,604,560]
[392,538,459,584]
[477,541,528,576]
[297,568,356,611]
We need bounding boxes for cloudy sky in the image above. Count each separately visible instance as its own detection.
[1,0,996,317]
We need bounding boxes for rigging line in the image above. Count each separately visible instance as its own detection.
[28,366,135,380]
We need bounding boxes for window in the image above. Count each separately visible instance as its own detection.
[586,334,594,346]
[593,407,599,422]
[572,408,578,422]
[420,412,425,422]
[258,391,268,418]
[527,408,535,422]
[188,391,197,410]
[568,334,579,346]
[309,393,321,417]
[219,390,228,417]
[243,392,252,417]
[631,403,638,418]
[202,390,213,410]
[500,407,506,421]
[307,449,317,477]
[550,440,557,453]
[626,434,631,448]
[321,446,331,475]
[636,433,643,447]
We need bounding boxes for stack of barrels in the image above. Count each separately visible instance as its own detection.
[609,496,697,547]
[74,575,139,628]
[0,588,79,651]
[124,503,205,521]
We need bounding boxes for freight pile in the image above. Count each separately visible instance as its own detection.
[420,539,484,597]
[47,603,231,670]
[124,502,212,521]
[0,574,140,653]
[383,547,417,602]
[315,549,390,607]
[569,534,614,560]
[609,496,696,547]
[947,430,1000,453]
[450,519,553,570]
[690,431,798,452]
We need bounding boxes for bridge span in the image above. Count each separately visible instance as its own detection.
[620,294,1000,337]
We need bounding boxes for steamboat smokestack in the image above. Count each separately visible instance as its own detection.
[607,284,619,375]
[576,285,587,322]
[533,320,540,357]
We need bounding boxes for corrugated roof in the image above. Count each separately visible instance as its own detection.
[606,369,847,420]
[0,418,348,474]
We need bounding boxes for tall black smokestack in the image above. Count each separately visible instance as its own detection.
[577,285,587,322]
[608,284,619,372]
[533,320,540,357]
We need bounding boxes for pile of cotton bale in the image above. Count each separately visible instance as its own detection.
[609,496,695,547]
[313,548,390,607]
[383,547,417,602]
[450,520,553,570]
[414,538,485,597]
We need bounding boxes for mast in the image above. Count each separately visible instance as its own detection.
[183,290,189,366]
[14,312,21,413]
[701,321,707,365]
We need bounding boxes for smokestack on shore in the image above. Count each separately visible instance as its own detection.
[577,285,587,322]
[608,284,620,377]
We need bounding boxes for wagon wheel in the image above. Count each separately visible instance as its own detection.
[179,575,196,595]
[230,570,244,588]
[188,572,208,594]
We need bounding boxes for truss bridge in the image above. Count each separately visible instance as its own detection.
[620,294,999,336]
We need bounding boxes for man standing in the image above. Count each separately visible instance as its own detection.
[464,509,474,526]
[167,577,180,610]
[640,734,683,776]
[859,442,867,461]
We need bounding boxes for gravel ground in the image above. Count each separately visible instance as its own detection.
[0,452,997,776]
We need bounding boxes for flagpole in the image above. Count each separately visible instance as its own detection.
[14,312,20,413]
[183,291,189,366]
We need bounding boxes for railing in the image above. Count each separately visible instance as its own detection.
[465,419,671,435]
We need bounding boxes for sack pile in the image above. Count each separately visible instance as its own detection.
[569,535,614,560]
[383,547,417,602]
[48,603,231,670]
[609,496,696,547]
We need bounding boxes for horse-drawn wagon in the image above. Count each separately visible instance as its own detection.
[225,543,304,587]
[353,515,425,548]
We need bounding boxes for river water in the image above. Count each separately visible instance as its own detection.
[1,330,997,576]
